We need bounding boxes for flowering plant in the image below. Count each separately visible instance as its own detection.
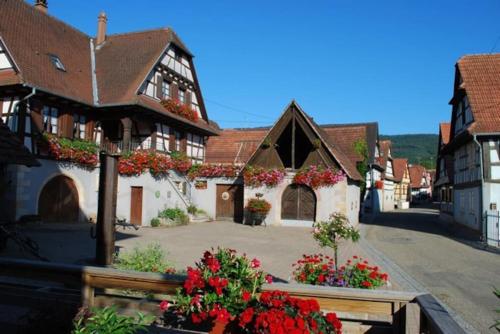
[292,254,388,289]
[160,98,199,123]
[188,164,241,180]
[170,151,192,173]
[237,290,342,334]
[118,150,175,176]
[42,134,98,167]
[243,166,286,188]
[313,213,360,272]
[293,165,345,189]
[375,180,384,189]
[162,248,272,327]
[245,198,271,215]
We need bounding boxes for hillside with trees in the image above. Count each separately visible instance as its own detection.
[380,134,438,170]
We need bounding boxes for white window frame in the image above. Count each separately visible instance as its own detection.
[42,106,58,134]
[155,123,170,152]
[187,133,205,164]
[73,113,86,139]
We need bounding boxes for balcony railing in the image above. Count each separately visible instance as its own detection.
[0,257,467,334]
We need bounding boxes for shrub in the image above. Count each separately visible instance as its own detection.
[187,205,197,215]
[237,290,342,334]
[114,243,175,274]
[158,207,189,225]
[150,217,161,227]
[72,306,153,334]
[293,254,388,289]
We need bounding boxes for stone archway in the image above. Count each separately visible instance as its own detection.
[38,175,79,223]
[281,184,316,221]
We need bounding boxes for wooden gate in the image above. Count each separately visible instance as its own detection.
[38,175,79,223]
[130,186,143,225]
[216,184,243,222]
[281,184,316,221]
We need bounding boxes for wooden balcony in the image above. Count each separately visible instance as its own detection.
[0,257,467,334]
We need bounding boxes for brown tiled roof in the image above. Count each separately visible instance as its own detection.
[205,128,268,164]
[0,69,21,86]
[409,165,425,189]
[392,158,408,182]
[0,0,94,104]
[378,140,392,169]
[439,123,451,145]
[321,122,378,165]
[0,119,39,166]
[96,28,185,105]
[456,54,500,134]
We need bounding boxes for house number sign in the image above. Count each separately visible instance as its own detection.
[221,192,230,201]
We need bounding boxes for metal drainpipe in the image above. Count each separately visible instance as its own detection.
[12,87,36,133]
[473,134,485,242]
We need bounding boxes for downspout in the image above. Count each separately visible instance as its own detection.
[12,86,36,134]
[473,134,485,242]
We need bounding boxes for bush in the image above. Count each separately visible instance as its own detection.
[72,306,153,334]
[114,243,175,273]
[150,217,161,227]
[187,205,197,215]
[158,207,189,226]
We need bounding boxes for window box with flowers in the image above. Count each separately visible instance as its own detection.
[160,98,199,123]
[40,133,98,168]
[243,166,286,188]
[293,165,345,189]
[245,195,271,226]
[118,150,192,176]
[188,164,241,181]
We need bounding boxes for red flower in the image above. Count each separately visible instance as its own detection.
[266,275,273,284]
[361,281,372,288]
[242,291,252,302]
[251,258,261,268]
[159,300,170,311]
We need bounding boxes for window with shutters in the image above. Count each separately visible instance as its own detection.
[162,81,170,99]
[174,130,182,151]
[155,123,170,152]
[178,89,185,103]
[187,132,204,164]
[73,113,86,139]
[42,106,58,134]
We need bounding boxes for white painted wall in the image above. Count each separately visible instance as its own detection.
[190,177,242,220]
[453,186,481,231]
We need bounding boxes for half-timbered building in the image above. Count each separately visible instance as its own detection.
[393,158,410,209]
[434,123,454,219]
[0,0,218,224]
[440,54,500,244]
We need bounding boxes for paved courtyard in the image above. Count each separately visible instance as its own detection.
[3,220,396,286]
[362,206,500,334]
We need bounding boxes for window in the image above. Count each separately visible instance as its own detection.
[162,81,170,99]
[174,130,182,151]
[178,89,185,103]
[49,54,66,72]
[187,133,204,164]
[73,113,86,139]
[94,122,102,145]
[42,106,58,134]
[155,123,170,152]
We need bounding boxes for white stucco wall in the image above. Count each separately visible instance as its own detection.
[453,186,481,231]
[346,181,360,226]
[190,177,242,220]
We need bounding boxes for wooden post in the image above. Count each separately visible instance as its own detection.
[95,152,119,266]
[121,117,132,152]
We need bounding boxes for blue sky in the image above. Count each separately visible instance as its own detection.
[49,0,500,134]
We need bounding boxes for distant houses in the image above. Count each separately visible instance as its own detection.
[435,53,500,246]
[393,158,411,209]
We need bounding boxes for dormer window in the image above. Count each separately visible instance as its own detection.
[49,54,66,72]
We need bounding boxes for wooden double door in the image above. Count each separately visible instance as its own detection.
[216,184,243,222]
[38,175,79,223]
[281,184,316,221]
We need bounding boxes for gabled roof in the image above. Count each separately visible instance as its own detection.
[378,140,392,169]
[409,164,425,189]
[454,54,500,134]
[0,0,93,104]
[321,122,378,164]
[439,123,451,145]
[0,119,39,167]
[392,158,408,182]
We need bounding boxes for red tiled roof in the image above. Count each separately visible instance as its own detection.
[392,158,408,182]
[439,123,451,145]
[0,0,94,104]
[321,125,367,164]
[205,128,268,164]
[457,54,500,134]
[409,165,425,189]
[0,69,21,86]
[378,140,391,169]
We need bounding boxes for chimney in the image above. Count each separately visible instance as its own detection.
[97,12,107,45]
[34,0,48,13]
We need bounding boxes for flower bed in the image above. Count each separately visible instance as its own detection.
[188,164,240,180]
[243,166,286,188]
[42,134,98,167]
[160,98,199,122]
[293,165,345,189]
[118,150,191,176]
[292,254,388,289]
[238,290,342,334]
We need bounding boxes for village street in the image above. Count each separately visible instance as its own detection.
[362,206,500,334]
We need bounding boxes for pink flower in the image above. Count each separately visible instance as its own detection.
[251,258,261,268]
[159,300,170,311]
[265,274,273,284]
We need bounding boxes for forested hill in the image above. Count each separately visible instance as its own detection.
[380,134,438,170]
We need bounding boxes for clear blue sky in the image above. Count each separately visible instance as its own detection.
[48,0,500,134]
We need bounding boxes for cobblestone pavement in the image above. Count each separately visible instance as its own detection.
[362,206,500,334]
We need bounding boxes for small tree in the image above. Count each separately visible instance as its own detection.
[312,213,360,270]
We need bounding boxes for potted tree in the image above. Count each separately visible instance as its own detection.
[245,194,271,226]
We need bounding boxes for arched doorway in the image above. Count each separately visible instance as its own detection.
[281,184,316,221]
[38,175,79,223]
